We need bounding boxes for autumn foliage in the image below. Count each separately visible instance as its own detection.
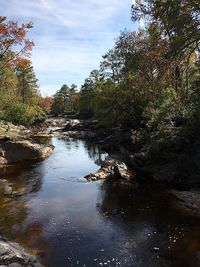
[0,16,46,125]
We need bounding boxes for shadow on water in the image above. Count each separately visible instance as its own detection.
[97,180,200,267]
[0,137,199,267]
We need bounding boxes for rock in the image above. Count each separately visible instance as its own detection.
[85,167,111,181]
[46,118,98,140]
[62,130,96,140]
[114,161,135,181]
[0,122,30,139]
[31,134,51,139]
[85,156,135,183]
[0,140,54,166]
[171,190,200,216]
[0,157,7,165]
[0,237,43,267]
[0,179,12,195]
[46,117,67,129]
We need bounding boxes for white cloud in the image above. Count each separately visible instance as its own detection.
[2,0,134,95]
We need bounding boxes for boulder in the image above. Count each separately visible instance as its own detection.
[0,237,43,267]
[85,156,135,184]
[0,140,54,165]
[0,122,30,139]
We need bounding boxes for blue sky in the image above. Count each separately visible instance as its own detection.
[2,0,138,96]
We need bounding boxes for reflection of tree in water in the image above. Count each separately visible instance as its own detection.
[0,162,44,235]
[0,199,28,238]
[14,222,50,263]
[97,180,200,267]
[0,162,49,265]
[57,137,107,165]
[57,137,72,152]
[1,162,45,195]
[83,141,107,165]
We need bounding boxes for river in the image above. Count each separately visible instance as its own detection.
[0,137,200,267]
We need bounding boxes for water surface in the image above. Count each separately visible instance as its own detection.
[0,137,200,267]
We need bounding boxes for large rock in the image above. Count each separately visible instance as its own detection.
[85,156,135,184]
[0,237,43,267]
[0,121,30,139]
[171,190,200,216]
[0,140,54,165]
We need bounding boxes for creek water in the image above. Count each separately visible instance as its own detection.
[0,137,200,267]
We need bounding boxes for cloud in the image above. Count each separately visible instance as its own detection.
[2,0,134,95]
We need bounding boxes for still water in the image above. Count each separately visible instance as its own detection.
[0,137,200,267]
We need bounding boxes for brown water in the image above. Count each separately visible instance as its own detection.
[0,137,200,267]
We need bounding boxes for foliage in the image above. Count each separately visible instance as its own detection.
[0,92,46,126]
[74,1,200,155]
[52,84,79,115]
[40,96,53,114]
[0,17,46,126]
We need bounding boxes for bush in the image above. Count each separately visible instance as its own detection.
[0,93,46,126]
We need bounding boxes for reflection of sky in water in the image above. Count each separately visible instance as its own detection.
[0,138,200,267]
[44,138,107,181]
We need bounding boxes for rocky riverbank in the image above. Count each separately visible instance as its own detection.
[0,120,54,168]
[45,117,200,218]
[0,117,199,266]
[0,121,54,266]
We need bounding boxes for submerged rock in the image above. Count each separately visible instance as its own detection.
[0,237,43,267]
[85,156,135,184]
[0,140,54,166]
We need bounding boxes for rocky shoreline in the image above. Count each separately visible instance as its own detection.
[0,121,54,267]
[0,120,54,168]
[45,117,200,218]
[0,117,200,266]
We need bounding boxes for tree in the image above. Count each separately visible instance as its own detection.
[16,62,40,104]
[0,17,46,126]
[79,70,103,117]
[40,97,53,114]
[51,84,78,115]
[0,16,34,66]
[131,0,200,58]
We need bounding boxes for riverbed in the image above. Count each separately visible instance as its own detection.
[0,137,200,267]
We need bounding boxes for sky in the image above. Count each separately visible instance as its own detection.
[1,0,137,96]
